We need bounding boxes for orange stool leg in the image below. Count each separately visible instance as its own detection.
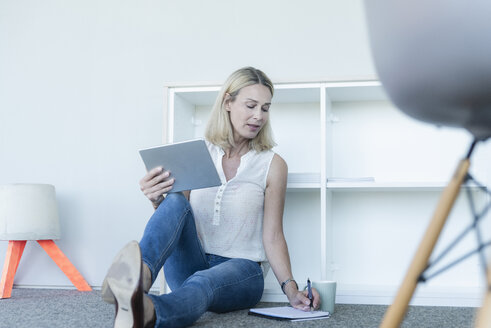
[1,240,27,299]
[37,240,92,291]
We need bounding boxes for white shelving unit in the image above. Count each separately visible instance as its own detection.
[163,79,490,305]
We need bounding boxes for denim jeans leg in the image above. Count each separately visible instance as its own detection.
[206,258,264,313]
[139,192,208,285]
[148,257,264,328]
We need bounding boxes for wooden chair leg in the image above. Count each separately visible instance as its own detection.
[1,240,27,298]
[380,158,471,328]
[475,258,491,327]
[37,240,92,291]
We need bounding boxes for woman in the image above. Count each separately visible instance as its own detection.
[102,67,320,327]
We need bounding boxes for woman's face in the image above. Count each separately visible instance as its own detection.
[226,84,272,141]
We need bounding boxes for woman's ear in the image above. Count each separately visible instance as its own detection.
[224,93,232,111]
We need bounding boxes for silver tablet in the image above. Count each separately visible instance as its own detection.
[139,139,221,193]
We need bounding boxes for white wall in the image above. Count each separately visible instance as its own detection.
[158,0,375,82]
[0,0,374,289]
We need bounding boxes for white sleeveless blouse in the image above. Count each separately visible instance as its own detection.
[190,140,275,263]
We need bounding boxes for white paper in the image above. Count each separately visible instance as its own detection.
[249,306,330,321]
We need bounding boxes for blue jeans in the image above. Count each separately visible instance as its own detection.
[139,193,264,328]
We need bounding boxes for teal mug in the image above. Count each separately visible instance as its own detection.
[306,280,337,314]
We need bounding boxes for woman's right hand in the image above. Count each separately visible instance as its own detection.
[139,166,175,209]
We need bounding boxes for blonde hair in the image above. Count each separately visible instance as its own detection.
[205,67,276,152]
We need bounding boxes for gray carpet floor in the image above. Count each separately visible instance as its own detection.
[0,288,478,328]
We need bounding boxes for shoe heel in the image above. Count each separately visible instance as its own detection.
[108,277,137,328]
[104,241,144,328]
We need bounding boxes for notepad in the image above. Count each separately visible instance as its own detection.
[248,306,330,322]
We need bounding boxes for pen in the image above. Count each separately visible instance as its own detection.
[307,278,313,312]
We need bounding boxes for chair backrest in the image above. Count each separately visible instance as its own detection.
[364,1,491,140]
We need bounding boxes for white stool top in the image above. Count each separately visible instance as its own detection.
[0,184,61,240]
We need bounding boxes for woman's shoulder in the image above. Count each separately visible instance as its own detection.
[270,153,287,172]
[252,149,286,171]
[266,152,287,186]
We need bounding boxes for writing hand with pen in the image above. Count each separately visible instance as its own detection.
[307,278,315,312]
[283,278,321,312]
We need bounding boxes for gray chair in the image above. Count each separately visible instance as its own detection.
[364,1,491,327]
